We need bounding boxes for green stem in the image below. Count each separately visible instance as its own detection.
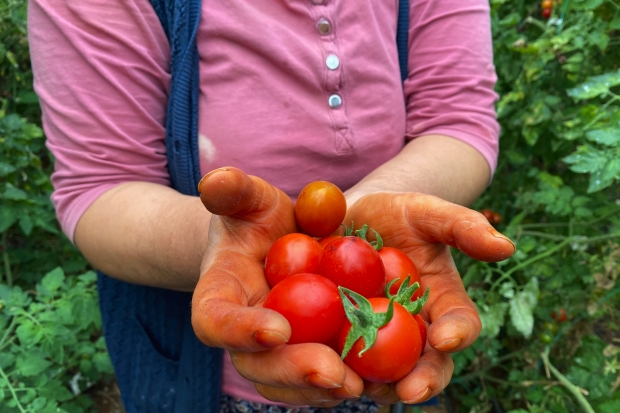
[0,317,16,349]
[541,348,595,413]
[2,232,12,287]
[0,365,28,413]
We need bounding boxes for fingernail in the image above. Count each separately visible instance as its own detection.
[253,330,288,347]
[405,387,432,404]
[434,337,462,352]
[365,383,392,398]
[329,385,361,400]
[304,373,341,389]
[487,227,516,252]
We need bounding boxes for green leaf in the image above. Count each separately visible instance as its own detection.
[598,399,620,413]
[16,320,43,348]
[0,206,18,232]
[586,128,620,146]
[567,69,620,99]
[509,278,538,338]
[41,267,65,292]
[16,354,52,377]
[0,161,17,177]
[19,213,33,235]
[478,302,508,338]
[3,185,27,200]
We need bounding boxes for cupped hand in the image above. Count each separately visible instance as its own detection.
[191,167,363,407]
[343,192,516,404]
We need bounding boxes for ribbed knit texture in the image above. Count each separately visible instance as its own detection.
[97,1,223,412]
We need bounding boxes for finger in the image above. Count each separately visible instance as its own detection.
[419,270,482,352]
[394,347,454,404]
[347,192,515,262]
[251,355,364,405]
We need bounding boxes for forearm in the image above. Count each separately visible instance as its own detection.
[345,135,491,207]
[74,182,210,291]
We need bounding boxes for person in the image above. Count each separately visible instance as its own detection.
[28,0,515,412]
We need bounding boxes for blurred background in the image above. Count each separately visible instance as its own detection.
[1,0,619,412]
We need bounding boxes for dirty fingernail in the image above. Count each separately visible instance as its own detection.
[253,330,288,347]
[434,337,462,352]
[365,383,392,398]
[305,373,341,389]
[329,385,361,400]
[405,387,432,404]
[487,227,516,252]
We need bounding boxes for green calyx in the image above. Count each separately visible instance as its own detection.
[339,287,394,359]
[341,223,383,251]
[385,275,430,315]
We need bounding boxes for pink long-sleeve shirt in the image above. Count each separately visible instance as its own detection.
[29,0,499,405]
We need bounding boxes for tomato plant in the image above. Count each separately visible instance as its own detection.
[264,233,322,288]
[263,273,345,345]
[379,246,422,301]
[318,225,386,298]
[294,181,346,238]
[551,308,567,323]
[338,289,423,383]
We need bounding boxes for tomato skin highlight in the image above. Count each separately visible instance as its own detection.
[338,298,422,383]
[318,236,386,298]
[295,181,347,238]
[263,273,345,345]
[379,247,422,301]
[264,233,322,288]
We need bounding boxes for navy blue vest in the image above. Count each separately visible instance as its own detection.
[97,1,410,412]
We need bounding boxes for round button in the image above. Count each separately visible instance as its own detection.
[326,55,340,70]
[328,94,342,109]
[317,18,331,35]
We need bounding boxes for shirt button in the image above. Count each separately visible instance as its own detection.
[328,94,342,109]
[317,18,331,35]
[325,55,340,70]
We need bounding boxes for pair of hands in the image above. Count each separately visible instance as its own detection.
[191,167,515,407]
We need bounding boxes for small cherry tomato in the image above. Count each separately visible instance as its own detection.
[295,181,347,238]
[540,333,553,344]
[318,234,342,250]
[338,298,422,383]
[378,247,423,301]
[318,236,386,298]
[551,308,567,323]
[542,7,552,19]
[541,0,553,8]
[264,233,322,288]
[263,273,345,345]
[542,321,558,333]
[492,212,502,226]
[480,209,495,223]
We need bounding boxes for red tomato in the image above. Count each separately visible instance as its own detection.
[318,234,342,250]
[264,233,322,288]
[492,212,502,226]
[551,308,567,323]
[318,236,386,298]
[480,209,495,223]
[263,273,345,345]
[541,0,553,8]
[379,247,422,301]
[542,7,552,19]
[413,314,427,348]
[295,181,347,238]
[338,298,422,383]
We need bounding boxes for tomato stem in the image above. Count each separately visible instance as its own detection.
[338,287,395,359]
[385,276,430,315]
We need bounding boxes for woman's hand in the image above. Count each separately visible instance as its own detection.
[344,192,515,404]
[191,167,362,407]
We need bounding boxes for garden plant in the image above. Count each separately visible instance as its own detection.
[1,0,619,412]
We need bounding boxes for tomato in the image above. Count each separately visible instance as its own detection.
[295,181,347,238]
[379,247,422,301]
[318,234,342,250]
[413,314,427,348]
[492,212,502,226]
[551,308,567,323]
[480,209,495,223]
[542,321,558,333]
[318,236,386,298]
[263,273,345,345]
[541,0,553,8]
[338,297,422,383]
[542,7,552,19]
[264,233,322,288]
[540,333,553,344]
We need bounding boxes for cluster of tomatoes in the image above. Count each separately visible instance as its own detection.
[480,209,502,227]
[262,181,429,383]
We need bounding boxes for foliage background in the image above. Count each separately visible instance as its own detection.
[1,0,620,412]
